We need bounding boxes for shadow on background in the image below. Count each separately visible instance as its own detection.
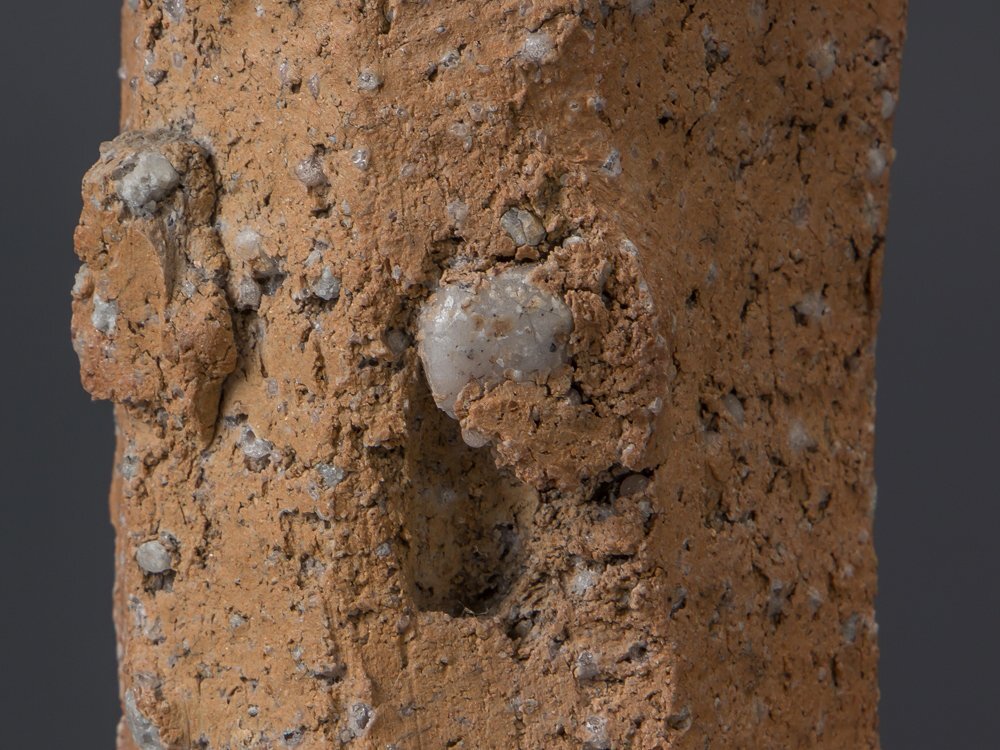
[0,3,121,745]
[875,1,1000,747]
[0,1,997,747]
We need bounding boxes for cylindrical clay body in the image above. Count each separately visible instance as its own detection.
[71,2,905,748]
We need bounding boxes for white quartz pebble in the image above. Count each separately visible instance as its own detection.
[500,208,546,247]
[417,265,572,418]
[117,151,180,213]
[135,541,172,574]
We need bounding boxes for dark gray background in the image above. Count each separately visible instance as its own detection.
[0,2,996,747]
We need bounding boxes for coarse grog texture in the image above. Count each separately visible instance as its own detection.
[71,1,905,748]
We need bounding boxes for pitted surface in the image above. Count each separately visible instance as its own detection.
[77,1,904,748]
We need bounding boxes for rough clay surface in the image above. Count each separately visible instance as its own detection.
[73,1,904,748]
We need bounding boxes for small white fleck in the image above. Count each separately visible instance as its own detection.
[317,463,345,489]
[584,715,609,749]
[467,102,486,122]
[575,651,601,681]
[722,393,745,425]
[600,148,622,177]
[312,267,341,301]
[120,451,140,480]
[357,68,383,92]
[278,60,300,90]
[439,49,461,68]
[880,90,897,119]
[521,31,553,63]
[91,296,119,335]
[235,276,262,311]
[794,290,828,321]
[72,264,92,299]
[569,566,597,596]
[788,419,816,452]
[143,50,166,85]
[162,0,185,23]
[867,145,887,180]
[240,426,274,462]
[810,40,838,80]
[446,200,469,226]
[842,613,860,644]
[117,151,180,213]
[350,147,370,171]
[295,155,327,187]
[500,208,546,246]
[347,702,374,737]
[449,122,473,152]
